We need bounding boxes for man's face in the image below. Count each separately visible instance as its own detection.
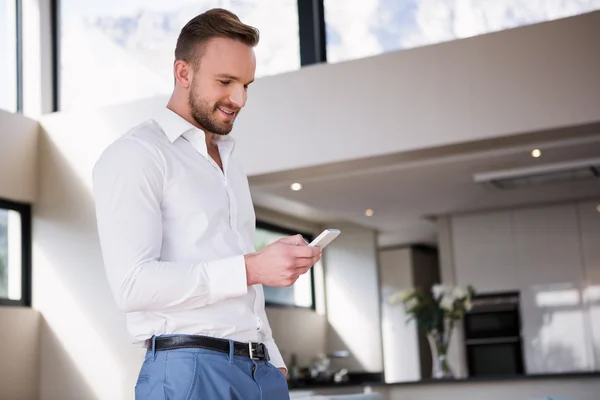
[188,37,256,135]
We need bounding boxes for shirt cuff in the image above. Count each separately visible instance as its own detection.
[206,255,248,304]
[265,339,286,370]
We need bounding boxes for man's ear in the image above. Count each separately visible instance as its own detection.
[174,60,192,89]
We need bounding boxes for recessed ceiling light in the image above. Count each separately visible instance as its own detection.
[290,182,302,191]
[365,209,374,217]
[531,149,542,158]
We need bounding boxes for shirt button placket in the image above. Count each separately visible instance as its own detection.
[228,187,237,231]
[222,170,261,339]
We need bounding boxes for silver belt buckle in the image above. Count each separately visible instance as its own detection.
[249,342,258,360]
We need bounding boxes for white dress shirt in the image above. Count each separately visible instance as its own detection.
[92,107,285,369]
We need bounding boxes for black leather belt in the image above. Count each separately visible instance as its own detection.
[146,335,270,361]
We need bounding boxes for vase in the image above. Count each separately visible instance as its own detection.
[426,329,454,379]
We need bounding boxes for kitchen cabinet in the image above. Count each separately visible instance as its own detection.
[452,211,518,293]
[513,204,590,373]
[513,204,585,287]
[519,282,592,374]
[578,200,600,370]
[450,201,599,374]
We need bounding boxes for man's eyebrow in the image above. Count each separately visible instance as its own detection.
[216,74,254,85]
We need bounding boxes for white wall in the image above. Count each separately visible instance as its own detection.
[324,222,383,372]
[378,248,420,382]
[449,199,600,376]
[0,110,39,203]
[0,307,40,400]
[266,307,327,369]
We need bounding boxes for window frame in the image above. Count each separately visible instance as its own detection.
[0,198,32,307]
[297,0,327,66]
[256,220,316,311]
[50,0,60,112]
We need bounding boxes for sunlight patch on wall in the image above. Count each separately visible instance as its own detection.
[33,244,125,400]
[326,276,378,370]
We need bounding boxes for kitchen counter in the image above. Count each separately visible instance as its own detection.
[288,371,600,392]
[288,373,383,391]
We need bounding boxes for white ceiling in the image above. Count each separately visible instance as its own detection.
[249,127,600,247]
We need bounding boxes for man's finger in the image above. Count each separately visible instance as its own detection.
[292,261,312,273]
[294,255,321,269]
[299,266,312,275]
[292,245,321,258]
[294,258,314,269]
[278,234,307,246]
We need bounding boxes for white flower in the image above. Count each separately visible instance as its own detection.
[452,287,467,300]
[388,290,410,306]
[464,299,473,311]
[388,291,403,305]
[441,294,454,311]
[405,297,418,311]
[432,284,447,300]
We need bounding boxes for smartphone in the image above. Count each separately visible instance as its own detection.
[309,229,340,249]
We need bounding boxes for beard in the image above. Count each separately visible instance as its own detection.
[188,86,238,136]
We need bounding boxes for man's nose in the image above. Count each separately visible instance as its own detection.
[228,86,246,109]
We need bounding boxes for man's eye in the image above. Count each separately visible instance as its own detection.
[219,80,231,85]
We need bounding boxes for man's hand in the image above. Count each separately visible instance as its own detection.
[245,234,321,287]
[278,367,288,377]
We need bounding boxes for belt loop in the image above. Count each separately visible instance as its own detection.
[228,340,234,364]
[151,336,157,362]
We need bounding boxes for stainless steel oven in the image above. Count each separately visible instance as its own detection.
[464,292,525,377]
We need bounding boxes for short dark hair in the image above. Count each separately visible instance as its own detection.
[175,8,260,67]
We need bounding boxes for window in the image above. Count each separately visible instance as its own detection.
[59,0,300,111]
[0,199,31,306]
[255,221,315,309]
[0,0,18,112]
[325,0,600,64]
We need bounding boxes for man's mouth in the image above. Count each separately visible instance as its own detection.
[217,107,237,119]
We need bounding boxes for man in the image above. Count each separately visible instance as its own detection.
[92,8,321,400]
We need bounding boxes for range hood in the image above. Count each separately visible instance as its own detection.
[473,157,600,190]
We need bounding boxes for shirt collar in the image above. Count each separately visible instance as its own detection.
[153,106,236,156]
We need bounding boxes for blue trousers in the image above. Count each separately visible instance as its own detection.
[134,343,290,399]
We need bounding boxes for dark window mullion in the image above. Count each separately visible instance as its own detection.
[50,0,60,111]
[297,0,327,66]
[19,203,31,307]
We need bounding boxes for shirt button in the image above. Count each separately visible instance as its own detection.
[256,316,262,330]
